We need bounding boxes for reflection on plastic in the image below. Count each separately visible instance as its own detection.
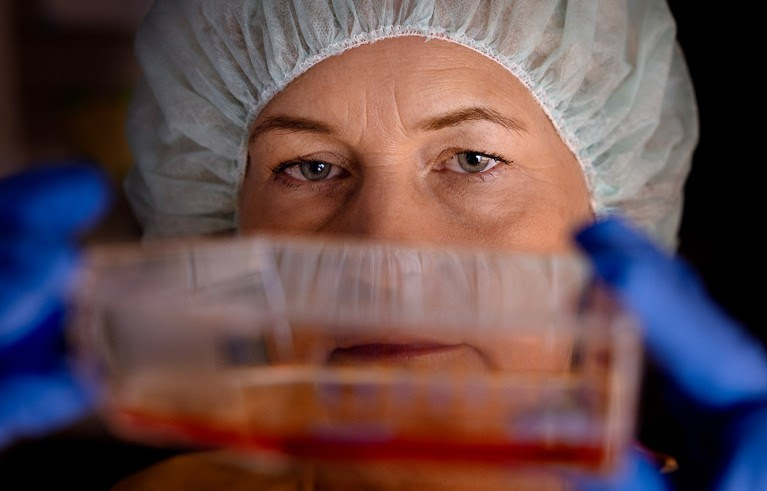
[69,235,641,476]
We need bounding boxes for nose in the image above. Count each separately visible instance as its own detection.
[322,174,443,244]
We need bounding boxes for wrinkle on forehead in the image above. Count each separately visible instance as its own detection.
[253,36,544,144]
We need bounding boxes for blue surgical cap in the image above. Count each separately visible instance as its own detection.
[125,0,698,248]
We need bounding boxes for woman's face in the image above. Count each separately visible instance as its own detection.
[240,37,589,373]
[240,36,591,252]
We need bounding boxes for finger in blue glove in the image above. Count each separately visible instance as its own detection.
[0,164,110,237]
[0,163,111,346]
[0,163,110,447]
[575,217,767,409]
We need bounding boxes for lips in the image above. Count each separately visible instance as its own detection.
[327,342,465,364]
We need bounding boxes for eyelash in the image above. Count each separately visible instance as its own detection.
[270,149,511,187]
[271,158,317,175]
[459,149,507,163]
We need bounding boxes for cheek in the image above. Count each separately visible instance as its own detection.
[468,331,574,372]
[239,175,346,233]
[428,174,588,252]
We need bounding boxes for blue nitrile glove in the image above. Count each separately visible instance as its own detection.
[573,217,767,491]
[0,164,110,448]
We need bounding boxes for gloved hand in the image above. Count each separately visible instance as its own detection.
[0,164,110,448]
[573,217,767,490]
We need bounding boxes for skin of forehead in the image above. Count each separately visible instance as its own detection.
[253,36,560,154]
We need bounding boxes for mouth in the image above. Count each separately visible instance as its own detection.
[326,342,496,369]
[327,342,462,362]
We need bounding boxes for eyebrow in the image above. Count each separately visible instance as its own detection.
[417,107,527,134]
[250,116,334,142]
[250,106,527,142]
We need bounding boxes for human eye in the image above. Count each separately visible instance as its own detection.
[272,158,346,182]
[442,150,508,174]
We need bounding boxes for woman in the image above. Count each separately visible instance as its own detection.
[4,0,766,489]
[111,1,694,488]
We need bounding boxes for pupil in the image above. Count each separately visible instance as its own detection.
[466,152,482,165]
[309,162,326,175]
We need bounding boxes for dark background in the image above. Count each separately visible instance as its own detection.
[643,1,764,474]
[672,2,761,336]
[1,1,761,488]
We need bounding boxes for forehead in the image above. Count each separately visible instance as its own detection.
[256,36,540,129]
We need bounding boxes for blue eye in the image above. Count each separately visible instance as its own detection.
[446,151,505,174]
[459,152,493,172]
[298,161,332,181]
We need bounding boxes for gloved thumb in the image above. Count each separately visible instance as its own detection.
[575,217,767,408]
[0,163,111,238]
